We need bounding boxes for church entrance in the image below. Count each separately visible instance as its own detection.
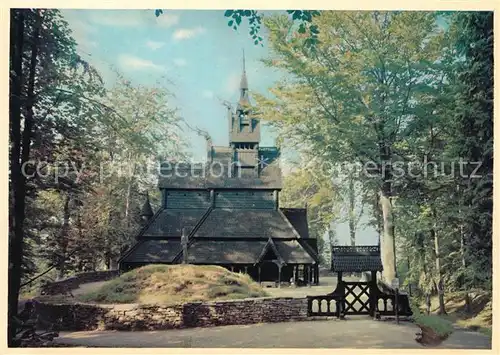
[259,261,280,282]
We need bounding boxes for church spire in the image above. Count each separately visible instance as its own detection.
[239,49,249,106]
[240,49,248,90]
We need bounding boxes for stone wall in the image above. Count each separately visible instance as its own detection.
[35,297,308,331]
[40,270,120,295]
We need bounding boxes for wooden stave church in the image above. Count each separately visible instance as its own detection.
[118,58,320,285]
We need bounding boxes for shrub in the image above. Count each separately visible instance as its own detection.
[410,298,454,337]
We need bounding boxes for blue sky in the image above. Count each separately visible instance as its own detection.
[61,9,282,161]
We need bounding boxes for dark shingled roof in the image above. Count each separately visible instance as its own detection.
[157,153,282,190]
[142,209,206,237]
[281,208,309,238]
[193,209,299,239]
[331,245,383,272]
[121,238,316,265]
[186,240,267,264]
[184,239,315,264]
[121,239,181,263]
[275,240,315,264]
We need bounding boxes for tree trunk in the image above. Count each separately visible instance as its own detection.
[431,219,446,315]
[8,9,26,346]
[57,194,71,280]
[425,293,431,315]
[110,259,118,270]
[458,191,472,313]
[464,293,472,314]
[124,152,136,229]
[125,180,132,227]
[380,190,396,282]
[348,175,356,247]
[377,131,396,284]
[374,193,382,240]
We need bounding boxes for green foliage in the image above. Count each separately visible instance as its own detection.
[257,11,450,281]
[449,12,493,291]
[223,10,264,46]
[280,162,340,264]
[257,10,491,299]
[410,298,454,337]
[12,9,189,288]
[154,10,320,47]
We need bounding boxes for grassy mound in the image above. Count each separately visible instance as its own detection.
[76,264,268,305]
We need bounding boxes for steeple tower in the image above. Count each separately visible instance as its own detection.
[229,49,260,149]
[239,49,249,107]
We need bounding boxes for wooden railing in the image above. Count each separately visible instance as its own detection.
[375,292,412,316]
[307,280,413,319]
[306,295,343,317]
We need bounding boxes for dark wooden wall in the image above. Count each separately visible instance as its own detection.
[215,190,276,209]
[164,190,211,209]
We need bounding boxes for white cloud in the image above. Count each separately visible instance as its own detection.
[173,58,187,67]
[155,13,180,27]
[202,90,214,99]
[118,54,165,72]
[146,40,165,50]
[173,26,206,40]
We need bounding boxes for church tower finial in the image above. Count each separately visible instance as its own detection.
[240,49,248,93]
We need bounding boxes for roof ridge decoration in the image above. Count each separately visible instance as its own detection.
[255,237,285,265]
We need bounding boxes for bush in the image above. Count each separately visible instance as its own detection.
[410,298,454,337]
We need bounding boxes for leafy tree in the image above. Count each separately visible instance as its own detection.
[280,158,341,265]
[8,9,188,346]
[9,9,104,343]
[448,11,493,299]
[254,11,450,283]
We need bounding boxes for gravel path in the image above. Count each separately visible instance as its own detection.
[54,319,491,349]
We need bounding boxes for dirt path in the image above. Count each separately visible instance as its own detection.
[54,319,491,349]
